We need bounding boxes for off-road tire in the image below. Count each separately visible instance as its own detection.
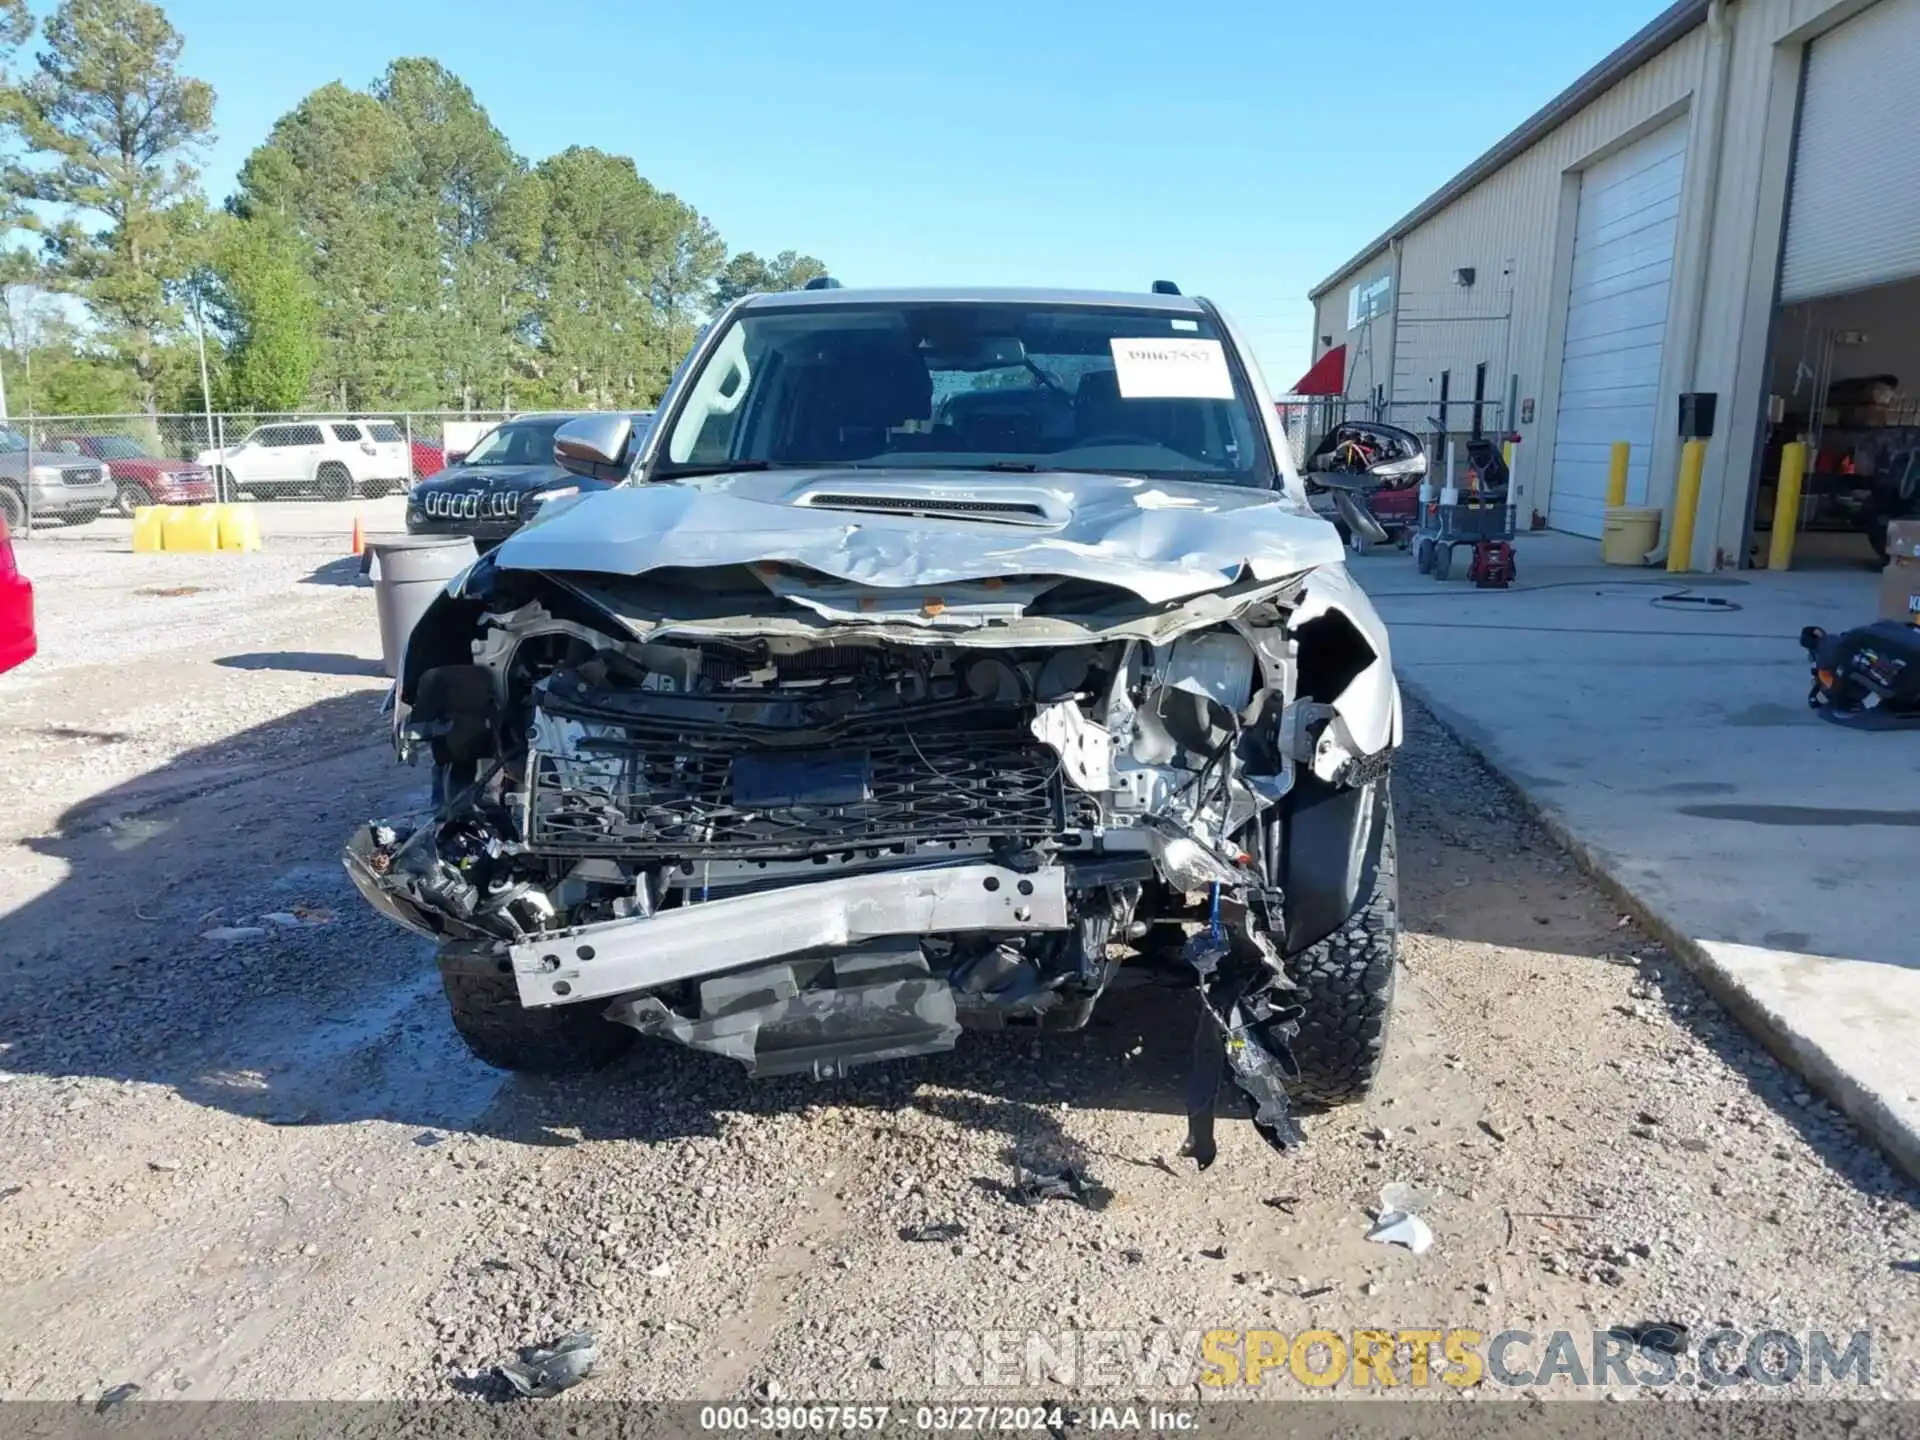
[441,967,635,1074]
[1285,807,1398,1109]
[316,463,354,502]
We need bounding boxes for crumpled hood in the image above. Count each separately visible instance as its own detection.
[493,468,1343,604]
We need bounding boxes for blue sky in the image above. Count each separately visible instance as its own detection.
[154,0,1659,382]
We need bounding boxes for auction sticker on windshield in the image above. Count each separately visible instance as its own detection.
[1109,337,1235,399]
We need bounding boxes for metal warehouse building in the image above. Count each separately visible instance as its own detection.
[1306,0,1920,568]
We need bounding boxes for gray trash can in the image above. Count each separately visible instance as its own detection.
[367,534,479,679]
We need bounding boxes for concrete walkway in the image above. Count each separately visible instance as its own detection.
[1360,530,1920,1180]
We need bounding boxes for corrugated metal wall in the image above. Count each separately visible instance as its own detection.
[1304,0,1880,559]
[1308,253,1395,402]
[1388,28,1705,515]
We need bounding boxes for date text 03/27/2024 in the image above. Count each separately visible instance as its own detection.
[696,1406,1195,1432]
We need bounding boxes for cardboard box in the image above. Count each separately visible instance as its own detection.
[1883,519,1920,624]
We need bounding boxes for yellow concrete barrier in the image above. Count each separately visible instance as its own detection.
[215,502,261,553]
[1666,439,1708,573]
[1768,442,1808,571]
[1606,441,1631,508]
[131,505,166,553]
[161,504,220,553]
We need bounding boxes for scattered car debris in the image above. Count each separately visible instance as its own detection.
[1365,1184,1435,1255]
[1262,1194,1300,1214]
[498,1329,598,1399]
[1011,1165,1111,1210]
[1298,1284,1335,1300]
[899,1222,966,1243]
[1200,1245,1227,1260]
[146,1158,182,1173]
[94,1384,140,1413]
[1477,1119,1507,1143]
[1365,1210,1434,1255]
[200,926,266,944]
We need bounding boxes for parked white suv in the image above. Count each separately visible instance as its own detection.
[197,419,410,500]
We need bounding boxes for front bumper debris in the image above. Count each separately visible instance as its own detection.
[509,862,1069,1008]
[607,942,963,1080]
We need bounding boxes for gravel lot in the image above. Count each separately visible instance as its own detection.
[1,532,1916,1405]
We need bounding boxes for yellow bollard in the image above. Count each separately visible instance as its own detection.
[131,505,165,553]
[1607,441,1631,508]
[1768,442,1808,572]
[1666,439,1707,573]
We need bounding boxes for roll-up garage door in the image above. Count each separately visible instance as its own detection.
[1549,119,1687,536]
[1780,0,1920,303]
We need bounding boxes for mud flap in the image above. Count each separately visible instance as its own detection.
[1278,775,1389,956]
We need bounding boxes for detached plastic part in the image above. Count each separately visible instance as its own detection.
[498,1330,598,1399]
[606,944,961,1079]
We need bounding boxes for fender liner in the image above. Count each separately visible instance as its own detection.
[1277,774,1390,956]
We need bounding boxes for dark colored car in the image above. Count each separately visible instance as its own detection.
[69,434,217,515]
[405,411,653,548]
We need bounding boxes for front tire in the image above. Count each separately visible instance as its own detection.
[1,486,24,529]
[442,966,635,1074]
[113,481,151,516]
[1285,807,1399,1109]
[1431,542,1453,581]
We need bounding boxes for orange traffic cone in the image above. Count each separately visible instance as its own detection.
[349,511,365,556]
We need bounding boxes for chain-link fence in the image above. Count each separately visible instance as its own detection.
[0,410,516,533]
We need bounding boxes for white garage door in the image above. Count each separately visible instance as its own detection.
[1549,119,1687,537]
[1780,0,1920,302]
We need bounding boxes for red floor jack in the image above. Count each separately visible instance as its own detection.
[1468,539,1516,588]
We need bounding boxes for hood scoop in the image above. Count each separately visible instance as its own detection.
[798,490,1061,527]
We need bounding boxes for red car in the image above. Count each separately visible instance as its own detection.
[0,512,34,674]
[70,435,217,515]
[412,439,445,481]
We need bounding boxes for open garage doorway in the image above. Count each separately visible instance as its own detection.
[1749,279,1920,569]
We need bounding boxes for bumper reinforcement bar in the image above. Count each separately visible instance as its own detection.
[510,862,1070,1008]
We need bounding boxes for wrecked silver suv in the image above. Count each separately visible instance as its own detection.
[346,286,1402,1162]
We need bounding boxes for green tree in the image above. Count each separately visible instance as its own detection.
[527,146,679,407]
[206,213,318,410]
[235,83,431,409]
[712,248,827,309]
[9,0,214,411]
[373,58,533,410]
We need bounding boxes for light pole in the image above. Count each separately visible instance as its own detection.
[191,284,225,501]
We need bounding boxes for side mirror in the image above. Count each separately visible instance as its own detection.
[444,450,467,466]
[554,415,634,481]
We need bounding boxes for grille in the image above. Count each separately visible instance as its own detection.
[528,710,1066,860]
[802,493,1051,524]
[61,467,100,485]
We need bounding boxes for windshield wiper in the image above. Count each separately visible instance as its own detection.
[654,460,785,479]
